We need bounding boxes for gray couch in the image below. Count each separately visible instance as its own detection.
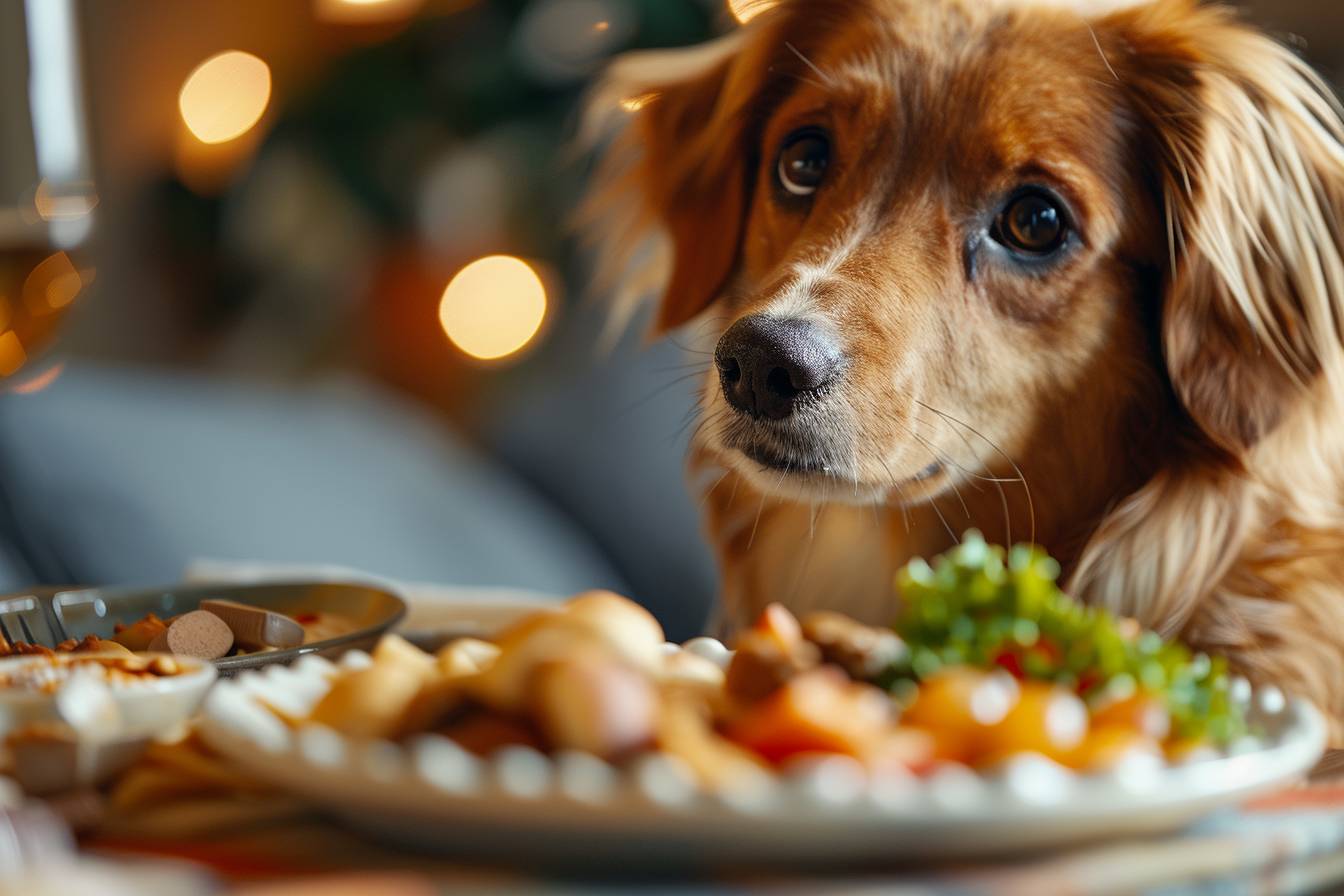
[0,318,718,640]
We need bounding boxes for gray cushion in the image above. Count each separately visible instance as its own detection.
[0,364,627,599]
[478,305,718,641]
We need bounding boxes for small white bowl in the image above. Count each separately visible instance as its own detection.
[0,652,217,740]
[0,652,217,795]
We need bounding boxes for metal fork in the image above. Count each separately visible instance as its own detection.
[0,614,42,648]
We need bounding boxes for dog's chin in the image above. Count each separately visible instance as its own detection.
[721,438,947,506]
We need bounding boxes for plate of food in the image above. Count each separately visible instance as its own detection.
[0,582,406,674]
[197,535,1327,867]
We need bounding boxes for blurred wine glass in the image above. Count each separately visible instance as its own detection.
[0,0,95,382]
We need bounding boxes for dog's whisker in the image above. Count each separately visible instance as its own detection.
[907,411,1022,486]
[726,469,742,509]
[916,400,1036,546]
[784,41,836,89]
[663,333,715,356]
[926,491,959,544]
[651,360,714,376]
[746,489,769,552]
[900,425,979,514]
[1085,21,1121,83]
[699,468,733,511]
[692,409,727,444]
[773,67,830,93]
[876,454,913,535]
[677,407,724,449]
[616,370,713,420]
[785,504,823,611]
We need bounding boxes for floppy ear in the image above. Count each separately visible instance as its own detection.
[1115,0,1344,457]
[583,32,760,336]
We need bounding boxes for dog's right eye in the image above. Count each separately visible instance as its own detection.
[776,129,830,197]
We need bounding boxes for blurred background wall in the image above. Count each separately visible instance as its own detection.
[57,0,1344,389]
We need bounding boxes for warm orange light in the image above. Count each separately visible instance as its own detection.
[10,362,64,394]
[620,93,657,112]
[21,252,87,315]
[0,332,27,377]
[594,20,610,32]
[179,51,272,145]
[728,0,775,24]
[439,256,547,361]
[314,0,425,24]
[34,180,98,221]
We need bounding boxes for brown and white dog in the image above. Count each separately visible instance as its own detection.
[587,0,1344,738]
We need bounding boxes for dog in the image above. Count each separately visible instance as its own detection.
[586,0,1344,740]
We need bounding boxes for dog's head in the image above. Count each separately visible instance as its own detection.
[589,0,1344,513]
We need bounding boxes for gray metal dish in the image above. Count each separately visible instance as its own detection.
[0,581,406,675]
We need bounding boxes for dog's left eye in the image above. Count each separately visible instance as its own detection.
[777,129,830,197]
[992,190,1070,257]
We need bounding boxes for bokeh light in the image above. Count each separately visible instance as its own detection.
[728,0,775,24]
[516,0,631,85]
[10,362,65,394]
[21,251,87,315]
[34,180,98,221]
[439,256,547,361]
[620,93,656,112]
[178,51,272,145]
[0,332,27,378]
[314,0,426,24]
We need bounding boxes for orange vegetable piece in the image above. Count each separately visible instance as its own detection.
[901,667,1020,732]
[1070,726,1163,771]
[868,727,937,774]
[1089,693,1171,741]
[978,681,1088,765]
[752,603,805,652]
[725,668,894,764]
[903,725,976,765]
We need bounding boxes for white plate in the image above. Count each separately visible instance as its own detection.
[198,647,1328,869]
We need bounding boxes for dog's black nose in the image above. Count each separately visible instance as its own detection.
[715,315,843,420]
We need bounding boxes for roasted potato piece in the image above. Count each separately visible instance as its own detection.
[309,636,435,738]
[436,638,501,678]
[656,692,769,790]
[438,710,544,757]
[563,590,665,671]
[530,655,656,759]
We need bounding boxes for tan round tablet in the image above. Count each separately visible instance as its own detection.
[163,610,234,660]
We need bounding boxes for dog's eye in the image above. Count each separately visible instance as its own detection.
[777,130,830,197]
[993,191,1069,256]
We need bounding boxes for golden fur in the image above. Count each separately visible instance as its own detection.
[585,0,1344,740]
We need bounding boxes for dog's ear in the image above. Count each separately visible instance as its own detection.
[1113,1,1344,457]
[584,32,762,336]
